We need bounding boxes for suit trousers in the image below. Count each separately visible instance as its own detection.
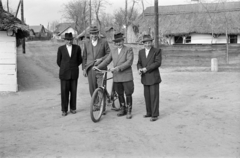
[87,67,104,96]
[144,83,159,117]
[114,81,134,98]
[60,79,78,112]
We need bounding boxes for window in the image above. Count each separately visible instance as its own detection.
[229,35,237,43]
[185,36,191,43]
[174,36,183,44]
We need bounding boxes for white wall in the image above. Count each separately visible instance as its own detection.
[0,31,17,92]
[62,28,78,38]
[191,34,213,44]
[238,35,240,44]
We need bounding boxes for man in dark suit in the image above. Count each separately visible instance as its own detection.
[82,26,110,96]
[137,35,162,121]
[94,33,134,119]
[57,33,82,116]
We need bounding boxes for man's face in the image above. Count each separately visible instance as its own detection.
[143,40,152,50]
[65,39,73,46]
[114,40,124,49]
[90,32,99,41]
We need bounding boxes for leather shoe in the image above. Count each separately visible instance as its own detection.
[102,110,107,115]
[62,112,67,116]
[150,117,158,122]
[70,110,76,114]
[143,114,151,118]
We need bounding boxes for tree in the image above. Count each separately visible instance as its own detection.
[100,12,114,29]
[92,0,110,31]
[49,20,59,32]
[62,0,89,34]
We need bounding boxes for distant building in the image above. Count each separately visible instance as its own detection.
[134,2,240,45]
[29,25,47,38]
[53,23,77,39]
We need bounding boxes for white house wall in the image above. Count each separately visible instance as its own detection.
[191,34,213,44]
[0,31,17,92]
[62,28,77,38]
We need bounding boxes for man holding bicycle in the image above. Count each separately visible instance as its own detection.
[93,33,134,119]
[82,26,110,97]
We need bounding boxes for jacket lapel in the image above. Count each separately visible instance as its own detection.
[71,45,76,59]
[64,45,71,59]
[141,49,147,66]
[116,46,125,65]
[94,39,102,59]
[145,47,154,65]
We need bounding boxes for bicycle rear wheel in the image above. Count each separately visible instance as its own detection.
[111,90,120,111]
[90,88,105,122]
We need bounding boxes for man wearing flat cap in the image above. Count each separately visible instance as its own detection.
[137,34,162,122]
[57,33,82,116]
[82,26,110,97]
[94,33,134,119]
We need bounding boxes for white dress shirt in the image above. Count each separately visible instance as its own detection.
[145,48,150,58]
[66,45,72,57]
[118,48,122,55]
[92,39,98,46]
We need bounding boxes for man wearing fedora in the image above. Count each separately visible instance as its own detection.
[94,33,134,119]
[57,33,82,116]
[82,26,110,97]
[137,34,162,121]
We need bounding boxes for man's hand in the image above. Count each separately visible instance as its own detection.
[92,66,100,72]
[94,58,102,66]
[138,69,143,75]
[142,67,147,73]
[110,67,120,73]
[83,69,87,77]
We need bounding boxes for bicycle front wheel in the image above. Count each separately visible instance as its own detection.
[90,88,105,122]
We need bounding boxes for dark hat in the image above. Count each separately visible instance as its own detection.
[112,32,125,42]
[64,33,74,40]
[89,26,99,34]
[142,34,153,43]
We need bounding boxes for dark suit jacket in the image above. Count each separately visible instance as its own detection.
[97,45,134,82]
[82,38,110,73]
[137,47,162,85]
[57,44,82,80]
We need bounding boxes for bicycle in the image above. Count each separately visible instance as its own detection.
[90,67,120,123]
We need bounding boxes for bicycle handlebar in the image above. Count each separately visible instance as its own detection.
[93,67,110,73]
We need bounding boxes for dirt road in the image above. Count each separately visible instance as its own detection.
[0,41,240,158]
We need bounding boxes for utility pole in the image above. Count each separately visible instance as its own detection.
[89,0,91,26]
[15,0,21,17]
[7,0,9,12]
[125,0,128,43]
[21,0,25,54]
[154,0,159,48]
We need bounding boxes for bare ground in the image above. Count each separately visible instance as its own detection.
[0,41,240,158]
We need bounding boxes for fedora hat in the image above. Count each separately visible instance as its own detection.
[89,26,99,34]
[142,34,153,43]
[64,33,74,40]
[112,32,125,42]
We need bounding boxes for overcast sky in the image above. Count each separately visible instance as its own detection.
[2,0,201,27]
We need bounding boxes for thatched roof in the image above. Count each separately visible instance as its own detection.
[0,0,29,38]
[135,2,240,36]
[54,23,75,35]
[29,25,45,34]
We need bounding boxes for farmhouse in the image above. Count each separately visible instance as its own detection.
[29,25,46,38]
[0,0,29,92]
[134,2,240,45]
[53,23,77,39]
